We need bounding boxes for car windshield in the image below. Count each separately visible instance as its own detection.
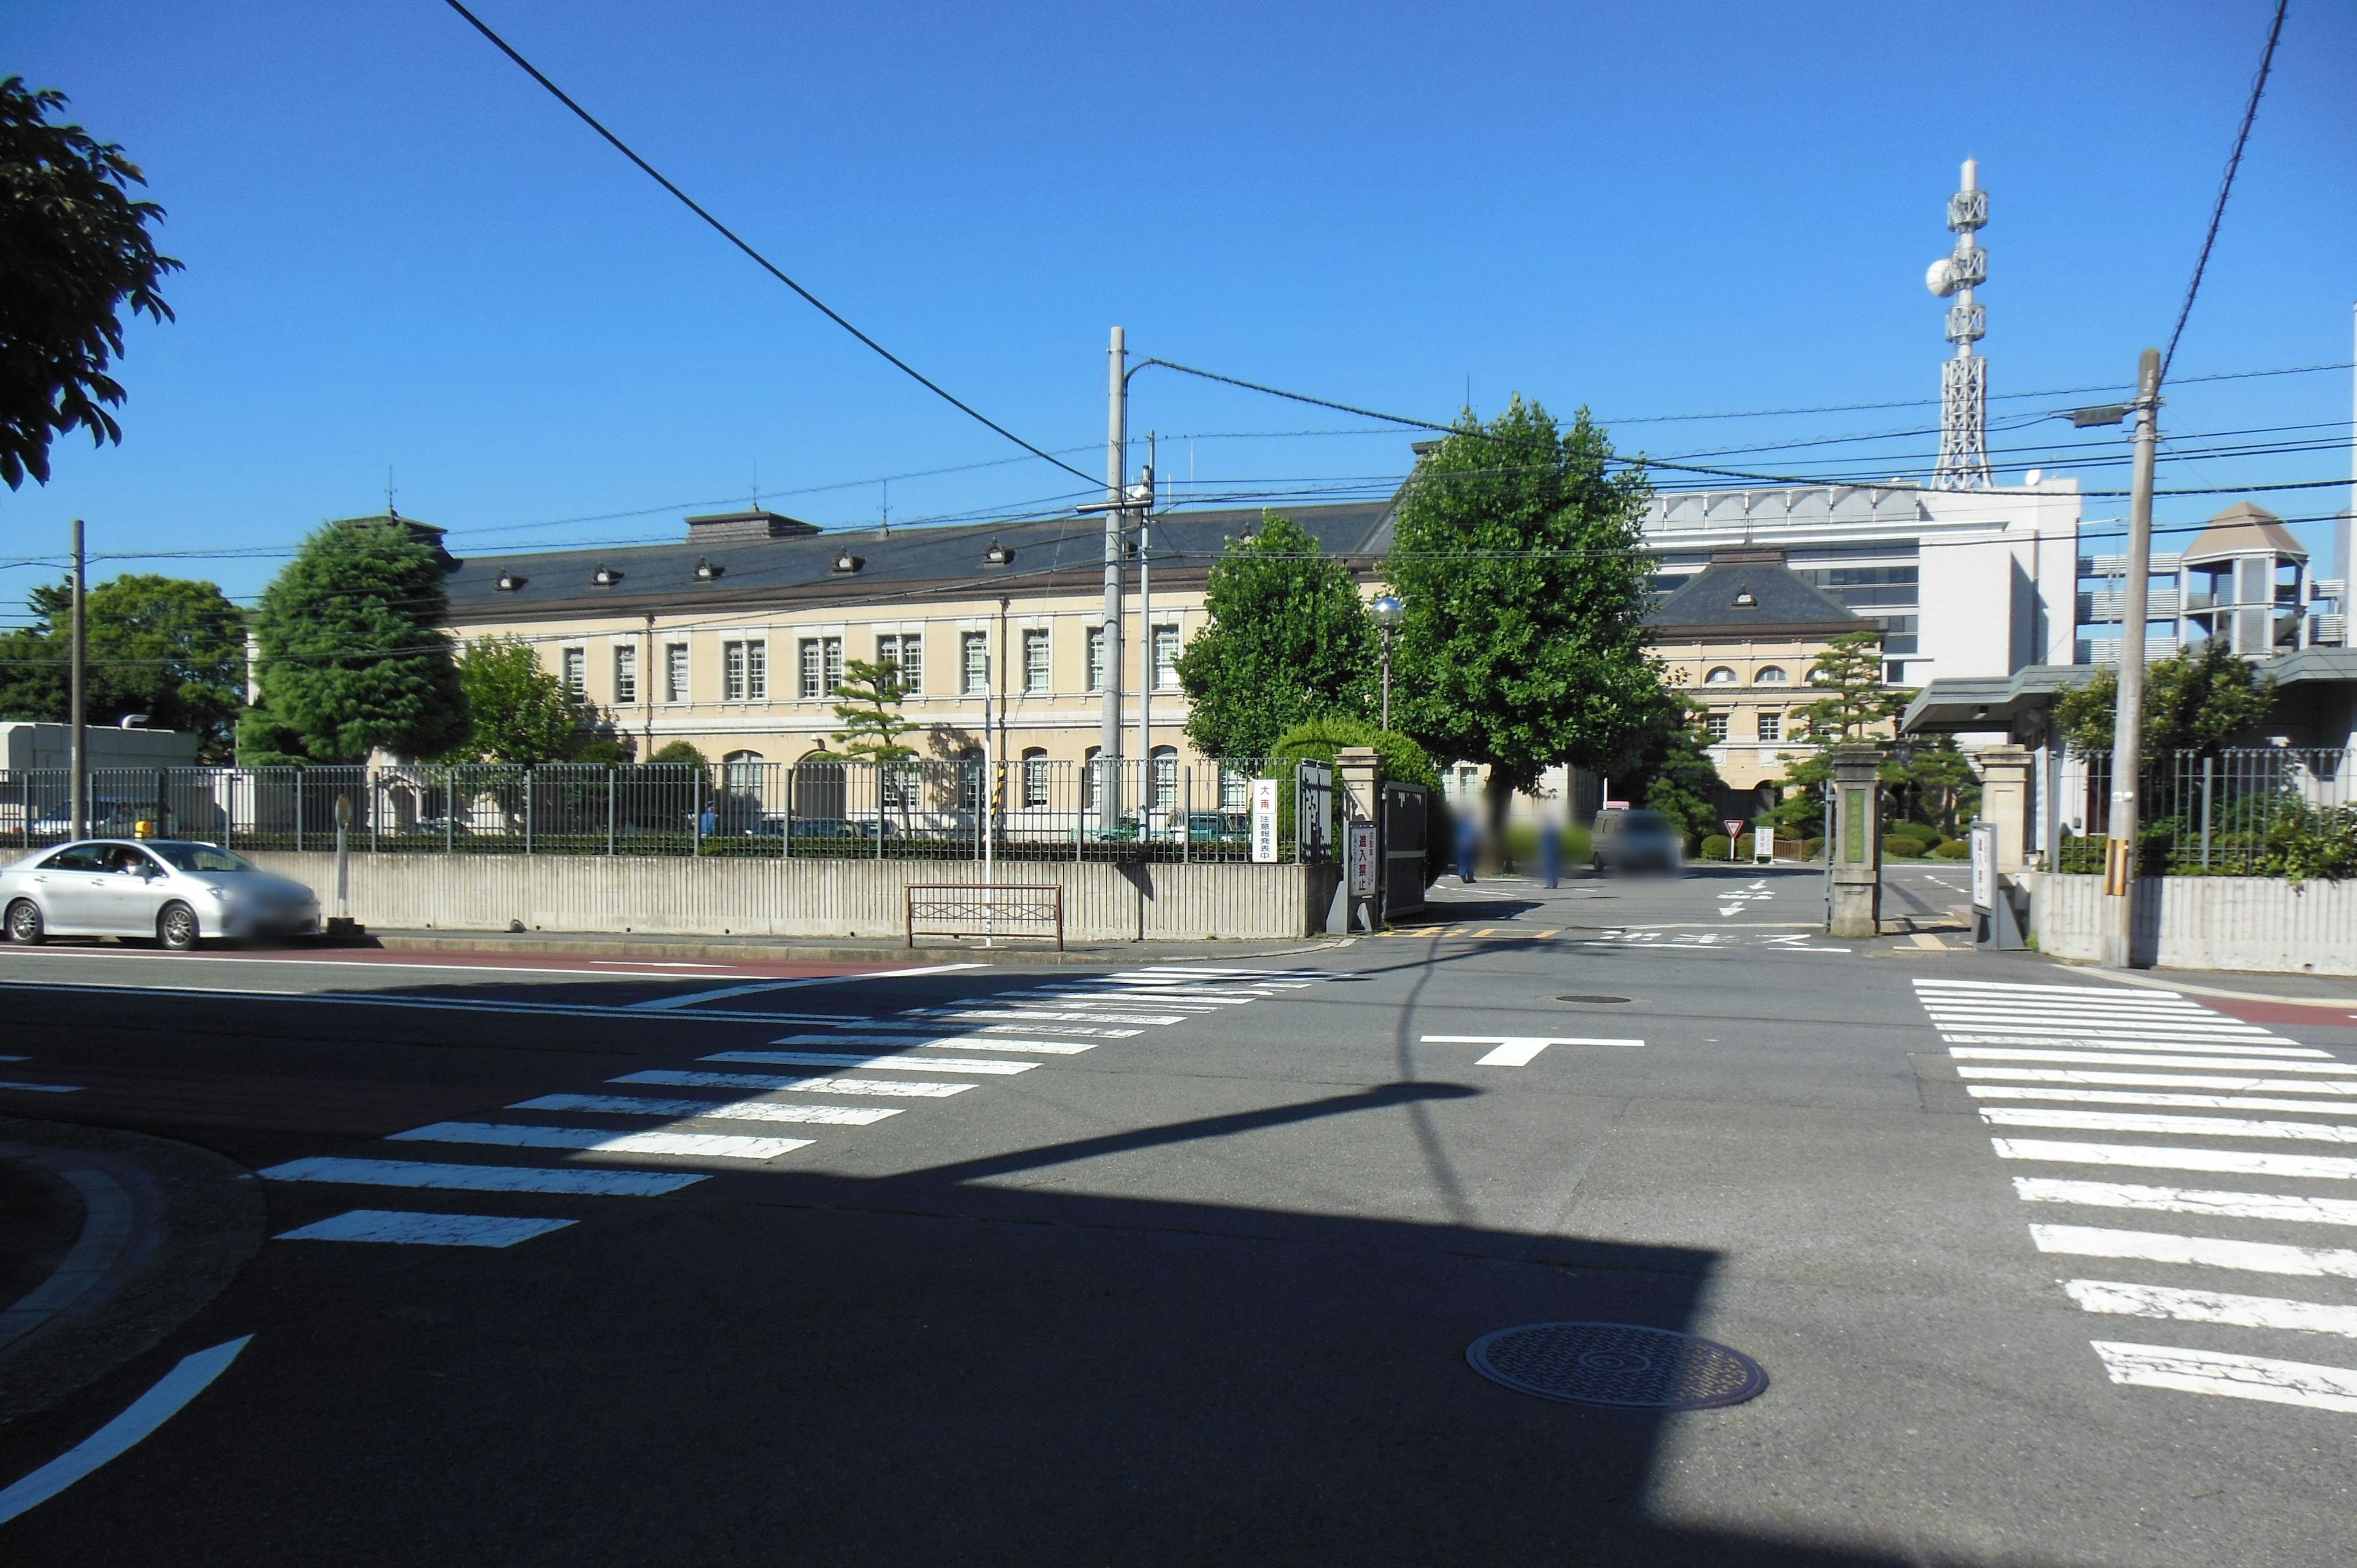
[1622,812,1673,833]
[147,842,260,874]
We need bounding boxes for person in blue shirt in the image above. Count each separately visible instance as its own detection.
[1455,811,1479,884]
[1539,817,1563,889]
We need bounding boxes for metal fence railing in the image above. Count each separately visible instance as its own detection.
[0,757,1338,865]
[2058,747,2355,876]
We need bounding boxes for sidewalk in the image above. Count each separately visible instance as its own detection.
[361,928,1354,967]
[0,1120,265,1426]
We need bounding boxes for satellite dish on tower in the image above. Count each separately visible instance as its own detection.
[1925,257,1961,298]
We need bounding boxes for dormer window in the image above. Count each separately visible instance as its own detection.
[983,538,1013,566]
[832,549,864,574]
[692,556,722,582]
[592,565,622,587]
[1732,587,1757,608]
[493,571,524,592]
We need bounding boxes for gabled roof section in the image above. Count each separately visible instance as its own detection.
[2183,500,2305,563]
[1645,549,1864,636]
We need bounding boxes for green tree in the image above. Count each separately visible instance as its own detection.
[1767,630,1902,836]
[1175,511,1377,759]
[446,636,581,765]
[649,740,707,766]
[1617,698,1726,844]
[1385,396,1667,842]
[2055,638,2272,763]
[1895,735,1979,839]
[239,517,468,764]
[1,79,182,489]
[1268,714,1439,792]
[829,657,918,762]
[0,573,243,759]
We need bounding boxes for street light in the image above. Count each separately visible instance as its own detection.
[1372,594,1404,730]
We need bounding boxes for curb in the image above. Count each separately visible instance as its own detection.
[0,1121,266,1427]
[359,930,1353,967]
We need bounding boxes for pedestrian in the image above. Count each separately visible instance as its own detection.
[1539,818,1562,889]
[699,800,717,839]
[1455,811,1479,884]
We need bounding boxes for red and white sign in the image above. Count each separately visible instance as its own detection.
[1349,822,1379,897]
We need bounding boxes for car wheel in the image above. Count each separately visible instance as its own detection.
[157,901,201,952]
[5,898,44,944]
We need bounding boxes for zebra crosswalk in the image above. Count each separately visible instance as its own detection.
[1915,977,2357,1417]
[261,963,1337,1250]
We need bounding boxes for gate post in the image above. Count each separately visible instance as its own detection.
[1827,747,1884,938]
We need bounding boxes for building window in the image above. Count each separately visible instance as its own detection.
[877,633,922,694]
[560,646,586,698]
[961,630,989,695]
[1086,627,1108,692]
[1757,711,1782,743]
[1082,746,1103,810]
[722,749,764,795]
[613,645,638,705]
[1703,666,1736,686]
[1021,747,1050,808]
[1753,665,1787,685]
[1150,744,1177,809]
[1152,624,1180,690]
[1885,660,1907,685]
[720,640,766,701]
[1220,765,1248,810]
[1704,713,1730,742]
[1022,627,1050,693]
[664,643,689,703]
[799,636,843,698]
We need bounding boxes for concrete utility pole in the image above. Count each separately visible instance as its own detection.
[69,518,88,840]
[1137,449,1155,803]
[1102,326,1127,816]
[2102,348,2164,970]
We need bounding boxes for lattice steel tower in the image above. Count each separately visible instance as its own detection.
[1927,158,1991,490]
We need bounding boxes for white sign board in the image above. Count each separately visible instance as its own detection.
[1349,822,1379,897]
[1969,821,1996,911]
[1250,779,1279,863]
[1752,828,1775,864]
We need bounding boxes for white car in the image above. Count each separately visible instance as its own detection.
[1,839,320,950]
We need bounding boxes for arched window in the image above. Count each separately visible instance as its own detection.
[1150,744,1178,811]
[1703,666,1737,685]
[1021,747,1050,808]
[722,749,765,792]
[792,748,845,821]
[1752,665,1788,685]
[1083,746,1104,811]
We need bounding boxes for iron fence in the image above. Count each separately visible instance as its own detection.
[0,757,1336,865]
[2058,747,2355,876]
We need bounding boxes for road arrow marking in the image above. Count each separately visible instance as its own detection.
[1422,1034,1646,1066]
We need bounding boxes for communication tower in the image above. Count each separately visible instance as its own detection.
[1926,159,1992,490]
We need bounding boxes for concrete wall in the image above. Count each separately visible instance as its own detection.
[247,852,1337,944]
[2027,871,2357,976]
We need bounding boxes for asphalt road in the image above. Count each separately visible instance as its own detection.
[2,863,2354,1565]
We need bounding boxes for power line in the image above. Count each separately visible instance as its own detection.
[437,0,1096,488]
[2161,0,2289,384]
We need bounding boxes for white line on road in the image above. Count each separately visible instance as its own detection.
[2031,1222,2357,1278]
[1421,1035,1645,1066]
[2066,1280,2357,1338]
[260,1156,705,1195]
[2092,1341,2357,1414]
[1970,1085,2357,1116]
[1992,1138,2357,1181]
[388,1122,811,1160]
[2014,1176,2357,1227]
[1919,979,2188,999]
[769,1033,1097,1055]
[0,1079,82,1093]
[1960,1066,2357,1095]
[0,1335,251,1526]
[514,1094,899,1126]
[273,1210,576,1247]
[624,963,985,1010]
[914,1008,1186,1025]
[1981,1108,2357,1144]
[614,1070,973,1098]
[1952,1046,2339,1068]
[710,1049,1035,1075]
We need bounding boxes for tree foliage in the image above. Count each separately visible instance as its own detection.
[0,572,243,759]
[649,740,707,766]
[239,519,468,765]
[829,657,919,762]
[1383,397,1667,836]
[446,636,581,765]
[1,78,182,489]
[1616,697,1727,843]
[1268,714,1439,792]
[1766,630,1902,835]
[2055,638,2274,764]
[1175,511,1377,759]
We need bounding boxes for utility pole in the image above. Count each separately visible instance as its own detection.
[2102,348,2164,970]
[1137,444,1155,808]
[1102,326,1126,819]
[69,518,88,840]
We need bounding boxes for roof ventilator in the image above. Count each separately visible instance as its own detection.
[591,565,622,587]
[493,571,524,592]
[692,556,722,582]
[832,549,864,574]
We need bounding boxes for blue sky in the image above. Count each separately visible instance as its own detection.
[6,0,2353,610]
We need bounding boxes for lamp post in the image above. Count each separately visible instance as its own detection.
[1372,595,1404,730]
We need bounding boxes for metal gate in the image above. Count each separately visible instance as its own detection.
[1382,781,1430,919]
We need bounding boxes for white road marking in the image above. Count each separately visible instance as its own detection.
[0,1336,251,1526]
[769,1033,1097,1055]
[263,1155,705,1194]
[388,1122,811,1160]
[2032,1222,2357,1279]
[1960,1065,2357,1095]
[1952,1046,2339,1067]
[2092,1341,2357,1414]
[2015,1176,2357,1227]
[1993,1138,2357,1181]
[2066,1280,2357,1338]
[615,1070,973,1098]
[1919,979,2188,999]
[0,1079,82,1093]
[513,1094,898,1126]
[274,1210,576,1247]
[1981,1108,2357,1144]
[0,1054,24,1061]
[624,962,985,1010]
[1421,1034,1644,1066]
[710,1049,1035,1075]
[915,1008,1185,1025]
[1970,1085,2357,1116]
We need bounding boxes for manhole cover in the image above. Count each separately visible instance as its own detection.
[1554,994,1631,1004]
[1466,1323,1767,1409]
